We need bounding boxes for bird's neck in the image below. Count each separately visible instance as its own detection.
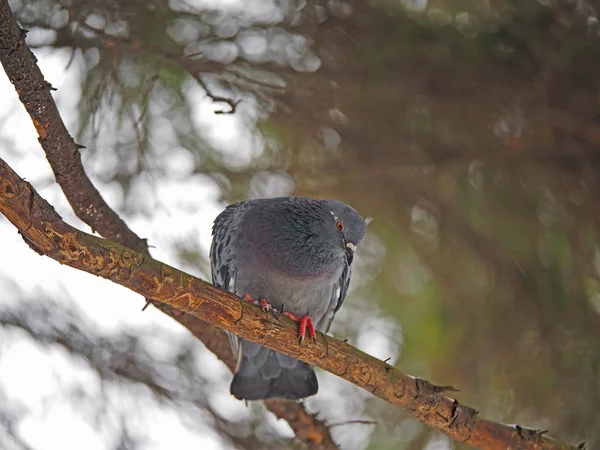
[253,236,342,279]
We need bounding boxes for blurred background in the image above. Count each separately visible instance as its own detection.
[1,0,599,449]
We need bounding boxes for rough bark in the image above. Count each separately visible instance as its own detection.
[0,1,337,448]
[0,156,582,450]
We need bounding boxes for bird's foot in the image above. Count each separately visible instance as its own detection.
[282,312,316,345]
[259,299,273,312]
[241,293,273,313]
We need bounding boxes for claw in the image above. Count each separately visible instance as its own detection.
[259,298,272,313]
[242,293,273,313]
[282,312,316,345]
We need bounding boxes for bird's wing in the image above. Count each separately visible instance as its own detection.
[210,201,247,359]
[318,257,353,334]
[210,204,240,291]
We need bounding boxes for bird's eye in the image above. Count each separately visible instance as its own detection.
[336,221,344,232]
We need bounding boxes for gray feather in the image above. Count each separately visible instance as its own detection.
[316,263,352,333]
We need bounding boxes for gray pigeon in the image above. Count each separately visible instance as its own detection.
[210,196,367,401]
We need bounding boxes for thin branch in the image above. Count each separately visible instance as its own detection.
[328,420,378,428]
[195,75,241,115]
[0,156,582,450]
[0,3,336,448]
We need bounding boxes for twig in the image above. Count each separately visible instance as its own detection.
[195,75,241,114]
[328,420,378,428]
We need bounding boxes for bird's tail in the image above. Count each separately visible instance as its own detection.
[230,339,318,401]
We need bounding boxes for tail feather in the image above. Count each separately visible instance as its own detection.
[230,340,318,400]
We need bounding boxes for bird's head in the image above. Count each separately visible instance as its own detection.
[321,200,368,263]
[246,197,369,276]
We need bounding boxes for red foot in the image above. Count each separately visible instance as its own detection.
[282,312,316,345]
[241,293,254,303]
[242,293,272,313]
[259,299,272,312]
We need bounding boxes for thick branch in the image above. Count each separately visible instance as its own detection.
[0,157,582,450]
[0,2,336,447]
[0,0,145,253]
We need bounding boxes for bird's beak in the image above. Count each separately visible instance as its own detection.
[344,241,355,265]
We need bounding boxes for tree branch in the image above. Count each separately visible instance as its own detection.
[0,157,582,450]
[0,2,336,447]
[0,1,146,254]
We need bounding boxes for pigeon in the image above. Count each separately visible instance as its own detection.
[210,196,367,400]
